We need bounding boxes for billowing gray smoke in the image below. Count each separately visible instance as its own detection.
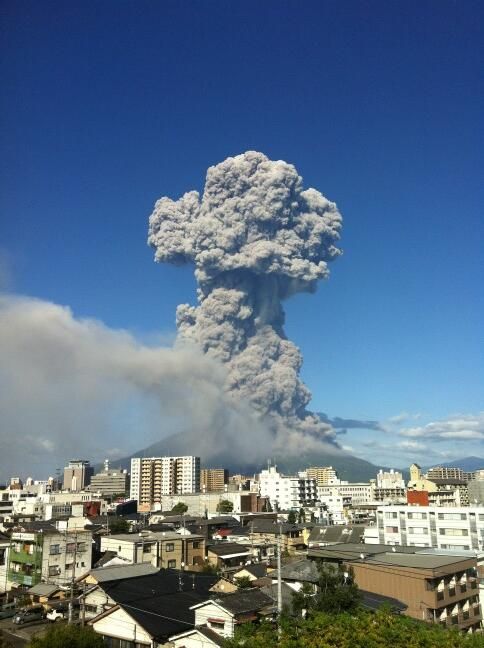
[148,152,343,445]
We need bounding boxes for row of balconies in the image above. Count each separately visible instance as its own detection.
[437,604,481,629]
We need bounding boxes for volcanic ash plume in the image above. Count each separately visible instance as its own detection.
[148,151,343,446]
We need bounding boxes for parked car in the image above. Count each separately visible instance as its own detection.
[12,606,45,624]
[0,602,17,619]
[46,606,67,622]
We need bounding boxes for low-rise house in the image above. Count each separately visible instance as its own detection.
[170,625,226,647]
[269,558,320,593]
[188,589,275,639]
[207,543,251,571]
[79,562,159,589]
[28,583,65,605]
[87,568,218,646]
[209,577,238,594]
[100,531,205,570]
[233,563,267,583]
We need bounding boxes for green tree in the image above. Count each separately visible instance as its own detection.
[298,508,306,523]
[216,499,234,514]
[107,517,130,534]
[235,575,253,589]
[224,608,484,648]
[28,625,105,648]
[287,510,297,524]
[309,563,360,614]
[171,502,188,514]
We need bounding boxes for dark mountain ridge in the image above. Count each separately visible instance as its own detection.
[105,433,395,482]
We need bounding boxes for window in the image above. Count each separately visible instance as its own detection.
[408,527,427,534]
[65,563,74,571]
[439,528,468,536]
[165,543,175,552]
[66,542,76,554]
[167,559,176,568]
[48,565,61,576]
[208,619,225,629]
[192,541,200,549]
[49,544,60,555]
[385,526,398,533]
[143,543,151,553]
[385,512,398,519]
[437,513,466,521]
[407,512,427,520]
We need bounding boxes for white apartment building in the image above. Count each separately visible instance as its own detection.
[376,505,484,550]
[318,482,372,506]
[130,456,200,509]
[258,466,317,511]
[317,490,346,524]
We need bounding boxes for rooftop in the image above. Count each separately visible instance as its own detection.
[92,568,219,640]
[86,563,159,582]
[363,552,475,570]
[207,542,250,557]
[210,588,274,614]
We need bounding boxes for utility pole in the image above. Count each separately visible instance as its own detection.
[277,522,282,637]
[68,531,78,625]
[80,580,86,626]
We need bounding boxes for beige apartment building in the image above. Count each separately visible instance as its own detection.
[306,466,338,486]
[201,468,228,492]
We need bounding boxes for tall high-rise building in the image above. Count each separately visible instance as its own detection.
[130,456,200,507]
[63,460,93,492]
[201,468,229,492]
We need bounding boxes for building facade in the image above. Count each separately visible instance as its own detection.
[376,505,484,550]
[258,466,317,511]
[350,552,481,633]
[305,466,339,486]
[130,456,200,509]
[201,468,229,492]
[90,468,129,497]
[100,531,205,569]
[63,460,93,492]
[7,527,92,590]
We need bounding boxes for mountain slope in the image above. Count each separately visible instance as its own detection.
[424,457,484,473]
[109,433,388,482]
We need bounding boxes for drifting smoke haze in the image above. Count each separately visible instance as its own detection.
[148,151,343,447]
[0,293,343,478]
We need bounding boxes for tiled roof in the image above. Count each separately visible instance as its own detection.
[207,542,250,556]
[93,569,219,640]
[271,559,320,583]
[211,588,274,614]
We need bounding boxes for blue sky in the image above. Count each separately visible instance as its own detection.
[1,1,483,470]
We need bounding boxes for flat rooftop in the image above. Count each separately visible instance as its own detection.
[363,552,474,570]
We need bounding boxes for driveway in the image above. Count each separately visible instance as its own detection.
[0,616,50,647]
